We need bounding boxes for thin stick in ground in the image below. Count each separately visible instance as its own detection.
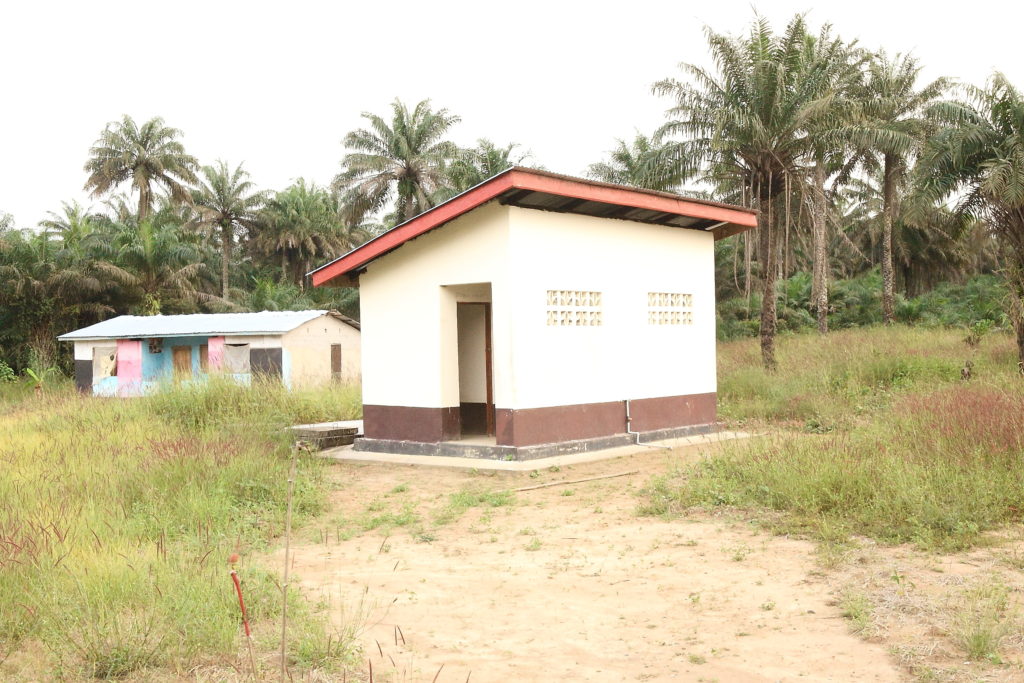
[280,445,299,680]
[514,470,639,492]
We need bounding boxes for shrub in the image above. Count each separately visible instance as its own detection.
[717,272,1009,340]
[643,383,1024,551]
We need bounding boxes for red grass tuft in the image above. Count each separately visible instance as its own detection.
[894,386,1024,462]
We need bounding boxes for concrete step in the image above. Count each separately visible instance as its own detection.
[291,420,364,450]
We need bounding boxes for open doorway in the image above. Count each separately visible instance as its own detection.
[456,302,494,436]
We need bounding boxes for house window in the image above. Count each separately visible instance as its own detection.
[546,290,602,326]
[224,344,251,373]
[648,292,694,325]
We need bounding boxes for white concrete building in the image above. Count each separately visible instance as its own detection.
[311,168,757,459]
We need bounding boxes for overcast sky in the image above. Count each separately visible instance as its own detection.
[2,0,1021,227]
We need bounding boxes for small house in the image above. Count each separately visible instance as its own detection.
[310,167,757,459]
[58,310,360,396]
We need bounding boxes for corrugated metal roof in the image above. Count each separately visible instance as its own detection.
[58,310,350,341]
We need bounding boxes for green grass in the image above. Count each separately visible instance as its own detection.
[839,592,873,635]
[433,489,515,526]
[951,579,1014,662]
[0,378,361,677]
[642,326,1024,552]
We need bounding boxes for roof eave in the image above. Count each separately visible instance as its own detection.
[60,330,294,342]
[310,168,758,288]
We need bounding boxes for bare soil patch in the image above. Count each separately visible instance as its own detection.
[274,443,918,682]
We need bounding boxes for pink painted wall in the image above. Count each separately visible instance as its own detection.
[208,336,225,370]
[116,339,143,397]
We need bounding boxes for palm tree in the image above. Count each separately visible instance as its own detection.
[107,217,215,314]
[39,201,105,252]
[802,43,867,334]
[190,161,267,299]
[588,134,683,191]
[917,73,1024,366]
[848,53,949,323]
[841,174,981,295]
[83,115,199,220]
[333,99,460,226]
[0,230,118,367]
[443,139,530,195]
[654,15,852,369]
[253,180,369,286]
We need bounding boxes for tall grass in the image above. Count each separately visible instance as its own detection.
[643,327,1024,551]
[717,325,1008,426]
[0,379,361,677]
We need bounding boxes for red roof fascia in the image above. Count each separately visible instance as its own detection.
[312,169,757,287]
[510,171,758,228]
[311,173,516,287]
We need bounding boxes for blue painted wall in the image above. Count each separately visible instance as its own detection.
[94,376,119,397]
[90,336,294,395]
[139,336,208,392]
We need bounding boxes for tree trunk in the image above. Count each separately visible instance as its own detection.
[1008,263,1024,369]
[743,230,752,305]
[811,162,829,334]
[1015,307,1024,370]
[403,193,415,222]
[221,222,232,300]
[881,155,897,324]
[758,197,780,371]
[138,183,151,221]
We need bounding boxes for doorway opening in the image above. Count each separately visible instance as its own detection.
[456,301,494,437]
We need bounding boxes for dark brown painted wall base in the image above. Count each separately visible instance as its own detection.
[363,405,460,443]
[496,393,716,447]
[627,393,717,433]
[364,393,716,449]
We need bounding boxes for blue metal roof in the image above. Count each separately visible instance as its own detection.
[58,310,347,341]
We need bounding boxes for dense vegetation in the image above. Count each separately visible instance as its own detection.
[643,326,1024,552]
[0,379,361,677]
[0,107,523,376]
[3,13,1024,380]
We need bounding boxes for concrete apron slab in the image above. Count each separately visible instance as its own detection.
[319,430,753,471]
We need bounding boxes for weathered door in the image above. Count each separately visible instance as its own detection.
[331,343,342,382]
[172,346,192,379]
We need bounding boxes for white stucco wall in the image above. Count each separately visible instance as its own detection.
[504,206,717,409]
[359,201,511,408]
[357,201,716,410]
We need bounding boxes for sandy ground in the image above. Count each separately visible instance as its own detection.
[277,442,910,682]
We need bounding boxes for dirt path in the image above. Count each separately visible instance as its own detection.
[280,445,902,682]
